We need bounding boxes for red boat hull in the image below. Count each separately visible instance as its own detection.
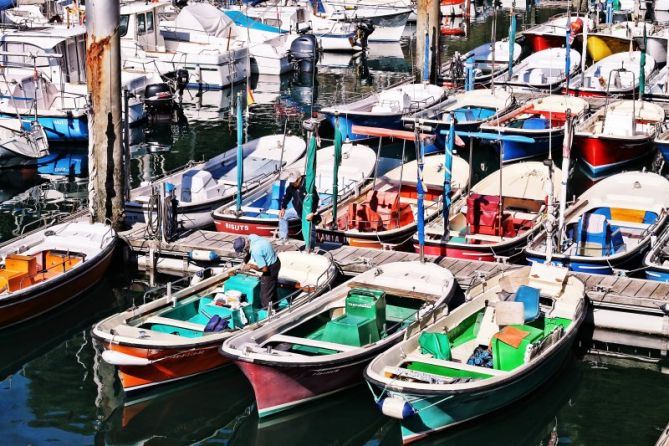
[523,34,565,52]
[234,358,370,416]
[576,134,652,173]
[419,242,497,262]
[110,342,230,393]
[213,215,300,238]
[0,243,115,329]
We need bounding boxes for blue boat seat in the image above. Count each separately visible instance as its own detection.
[270,180,286,210]
[575,212,625,257]
[522,117,548,130]
[512,285,540,322]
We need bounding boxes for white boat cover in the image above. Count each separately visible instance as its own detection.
[175,3,233,38]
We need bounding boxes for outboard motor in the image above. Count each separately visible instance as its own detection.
[144,83,175,122]
[355,19,374,49]
[290,33,320,73]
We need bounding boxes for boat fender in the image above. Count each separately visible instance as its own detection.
[378,397,415,420]
[188,250,220,262]
[101,350,152,366]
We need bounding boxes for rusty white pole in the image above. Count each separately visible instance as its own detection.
[86,0,124,228]
[416,0,440,83]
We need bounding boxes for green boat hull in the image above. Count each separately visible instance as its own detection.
[390,332,576,444]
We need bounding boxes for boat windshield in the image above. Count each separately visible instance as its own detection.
[119,15,129,37]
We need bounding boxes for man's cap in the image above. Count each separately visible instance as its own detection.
[282,169,300,184]
[233,237,246,253]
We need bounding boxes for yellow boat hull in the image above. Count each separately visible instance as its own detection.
[587,35,632,62]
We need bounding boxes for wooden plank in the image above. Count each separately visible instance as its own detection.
[650,283,669,301]
[635,281,660,299]
[346,281,437,301]
[608,277,631,295]
[620,279,646,298]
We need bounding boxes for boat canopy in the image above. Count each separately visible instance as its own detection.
[174,3,234,38]
[223,10,285,34]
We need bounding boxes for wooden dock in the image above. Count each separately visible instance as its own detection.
[120,226,669,313]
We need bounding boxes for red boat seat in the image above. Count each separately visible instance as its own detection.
[466,194,516,237]
[346,190,413,232]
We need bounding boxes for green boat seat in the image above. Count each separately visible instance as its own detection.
[419,332,451,360]
[513,285,541,322]
[491,324,543,371]
[345,288,386,332]
[321,314,379,347]
[224,274,261,308]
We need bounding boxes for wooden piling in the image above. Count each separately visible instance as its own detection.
[416,0,440,83]
[86,0,124,229]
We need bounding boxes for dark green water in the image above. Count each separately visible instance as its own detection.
[1,5,668,445]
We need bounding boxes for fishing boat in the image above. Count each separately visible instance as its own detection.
[566,51,656,97]
[364,263,586,444]
[323,4,411,43]
[440,0,467,17]
[93,251,338,394]
[574,100,664,175]
[441,41,522,89]
[321,83,447,141]
[479,95,589,162]
[643,223,669,282]
[314,153,470,248]
[419,161,561,261]
[407,88,516,149]
[212,142,376,237]
[125,135,306,230]
[526,171,669,275]
[521,14,588,52]
[0,118,49,168]
[220,260,456,417]
[0,221,116,330]
[494,47,581,93]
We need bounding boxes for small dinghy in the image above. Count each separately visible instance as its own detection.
[364,263,586,444]
[441,41,522,88]
[315,154,470,248]
[321,83,447,141]
[212,143,377,237]
[220,261,456,417]
[125,135,306,230]
[419,161,561,261]
[526,171,669,275]
[93,251,337,394]
[0,222,116,329]
[566,51,656,97]
[407,88,516,149]
[0,119,49,168]
[643,225,669,282]
[494,47,581,93]
[479,95,589,162]
[574,100,664,175]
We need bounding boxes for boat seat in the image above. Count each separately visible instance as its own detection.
[491,324,544,371]
[473,306,499,347]
[512,285,541,322]
[528,262,566,298]
[494,301,525,326]
[522,117,549,130]
[144,316,206,332]
[264,334,357,352]
[404,354,508,376]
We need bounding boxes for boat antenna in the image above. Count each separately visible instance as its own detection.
[544,157,555,263]
[557,109,573,247]
[490,4,497,93]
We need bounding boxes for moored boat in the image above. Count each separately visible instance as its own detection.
[526,171,669,275]
[655,127,669,164]
[566,51,656,98]
[418,161,561,261]
[314,153,470,248]
[93,251,337,394]
[643,223,669,282]
[574,100,664,175]
[321,83,447,141]
[212,142,377,237]
[479,95,589,162]
[493,47,581,93]
[441,41,522,89]
[125,135,306,230]
[582,21,652,62]
[407,88,516,149]
[364,263,586,444]
[0,221,116,330]
[521,14,588,52]
[220,260,456,417]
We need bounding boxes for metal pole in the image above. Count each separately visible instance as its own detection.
[490,5,497,93]
[86,0,123,228]
[123,89,131,203]
[416,0,440,83]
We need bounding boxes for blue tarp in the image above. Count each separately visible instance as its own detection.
[222,10,285,34]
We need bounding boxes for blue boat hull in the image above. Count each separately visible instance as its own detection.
[325,112,402,141]
[658,141,669,164]
[4,114,88,142]
[644,268,669,282]
[499,130,563,162]
[526,248,644,275]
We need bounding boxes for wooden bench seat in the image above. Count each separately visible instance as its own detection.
[262,334,357,352]
[144,316,206,332]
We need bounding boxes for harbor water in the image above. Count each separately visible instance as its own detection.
[1,5,668,445]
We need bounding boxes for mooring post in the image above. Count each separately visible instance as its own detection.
[86,0,124,228]
[416,0,440,83]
